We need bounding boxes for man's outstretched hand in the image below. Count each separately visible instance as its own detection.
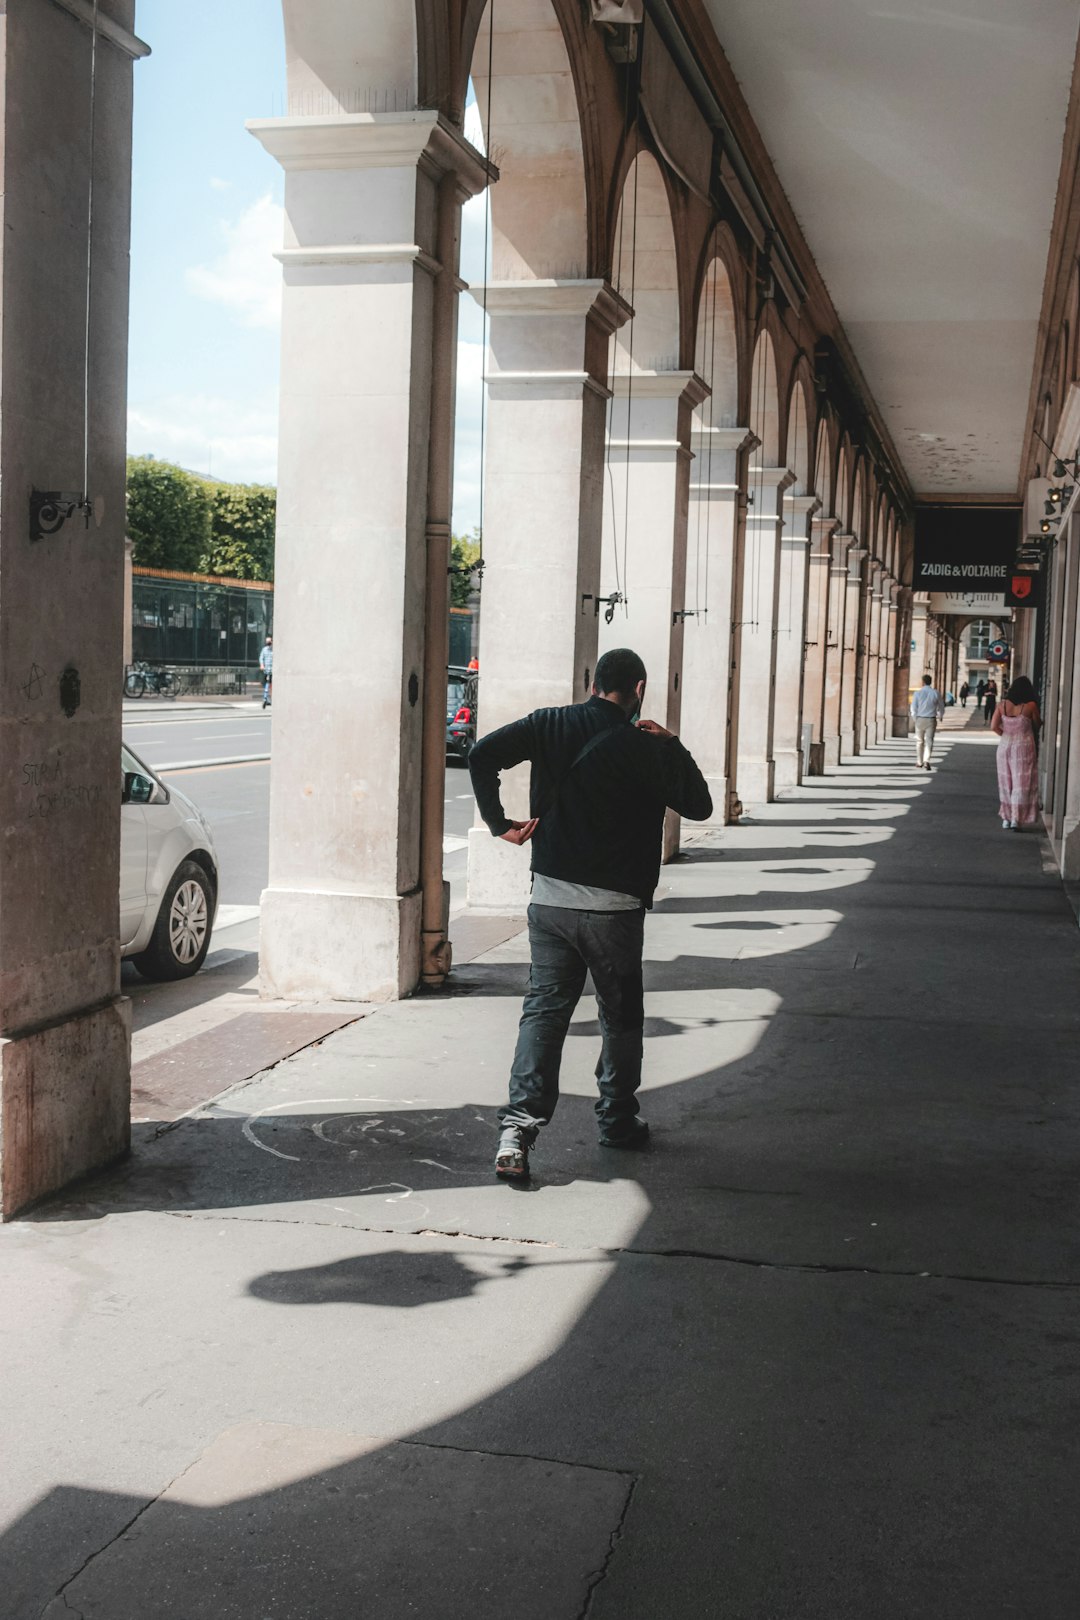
[500,818,539,846]
[636,718,675,740]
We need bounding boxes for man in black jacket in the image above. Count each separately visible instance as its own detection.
[469,647,713,1181]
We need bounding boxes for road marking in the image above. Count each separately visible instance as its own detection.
[215,904,261,930]
[158,754,270,772]
[443,835,469,854]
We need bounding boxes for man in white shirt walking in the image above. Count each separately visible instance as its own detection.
[910,674,944,770]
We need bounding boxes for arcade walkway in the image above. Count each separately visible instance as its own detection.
[4,714,1080,1618]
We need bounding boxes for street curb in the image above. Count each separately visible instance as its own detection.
[158,753,270,772]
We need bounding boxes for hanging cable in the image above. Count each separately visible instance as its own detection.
[81,0,100,508]
[702,261,718,621]
[474,1,496,580]
[620,139,640,616]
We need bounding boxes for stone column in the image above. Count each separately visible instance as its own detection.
[802,516,838,773]
[0,0,143,1217]
[680,426,755,823]
[892,587,913,737]
[822,532,853,766]
[734,467,797,805]
[599,371,708,856]
[840,546,867,758]
[873,573,894,744]
[466,280,629,910]
[250,112,489,999]
[773,493,821,790]
[863,565,884,747]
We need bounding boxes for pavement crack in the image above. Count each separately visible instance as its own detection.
[39,1494,157,1620]
[159,1212,1080,1288]
[578,1472,639,1618]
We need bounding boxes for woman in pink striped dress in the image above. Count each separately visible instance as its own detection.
[991,676,1041,830]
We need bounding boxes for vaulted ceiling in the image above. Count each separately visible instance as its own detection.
[704,1,1079,498]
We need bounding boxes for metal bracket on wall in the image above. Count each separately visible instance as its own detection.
[582,591,624,624]
[29,490,92,542]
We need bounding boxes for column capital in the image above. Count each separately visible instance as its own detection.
[611,369,709,407]
[847,544,869,578]
[475,278,632,333]
[748,465,798,492]
[249,110,494,197]
[783,492,822,518]
[690,425,758,455]
[830,531,854,570]
[810,514,840,558]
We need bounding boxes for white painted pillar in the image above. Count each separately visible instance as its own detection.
[802,516,838,772]
[822,533,853,767]
[251,112,488,1000]
[0,0,141,1217]
[680,426,755,823]
[734,467,797,805]
[466,280,629,911]
[773,494,821,791]
[599,371,707,856]
[873,572,893,743]
[892,587,913,737]
[840,546,867,758]
[863,565,884,748]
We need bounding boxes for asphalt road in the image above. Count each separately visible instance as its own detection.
[132,709,477,913]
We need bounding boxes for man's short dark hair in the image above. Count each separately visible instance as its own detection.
[922,674,932,685]
[594,648,646,695]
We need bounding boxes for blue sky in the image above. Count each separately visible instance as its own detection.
[128,0,485,527]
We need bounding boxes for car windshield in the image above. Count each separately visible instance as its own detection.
[447,681,466,711]
[122,744,161,786]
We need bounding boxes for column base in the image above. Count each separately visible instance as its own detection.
[840,728,856,759]
[823,735,841,768]
[260,888,421,1002]
[737,756,775,808]
[1060,817,1080,880]
[467,828,531,914]
[892,715,911,738]
[694,774,732,827]
[772,747,802,793]
[807,741,826,776]
[1,997,131,1220]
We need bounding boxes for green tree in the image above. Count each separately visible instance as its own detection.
[203,483,277,581]
[450,531,481,610]
[126,455,212,571]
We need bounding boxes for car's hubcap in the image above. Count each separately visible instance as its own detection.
[169,879,208,964]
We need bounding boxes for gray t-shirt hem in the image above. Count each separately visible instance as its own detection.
[530,873,643,912]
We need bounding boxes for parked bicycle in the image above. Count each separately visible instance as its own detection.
[124,662,185,700]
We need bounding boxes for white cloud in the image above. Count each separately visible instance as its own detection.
[209,176,232,192]
[187,193,284,329]
[128,392,279,485]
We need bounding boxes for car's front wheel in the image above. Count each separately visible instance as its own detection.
[131,859,215,981]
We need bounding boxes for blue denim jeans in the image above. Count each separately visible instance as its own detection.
[500,903,645,1142]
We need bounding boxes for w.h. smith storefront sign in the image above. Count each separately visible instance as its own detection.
[913,505,1020,589]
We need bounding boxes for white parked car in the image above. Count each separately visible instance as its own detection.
[121,744,219,979]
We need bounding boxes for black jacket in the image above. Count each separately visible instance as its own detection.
[468,696,713,907]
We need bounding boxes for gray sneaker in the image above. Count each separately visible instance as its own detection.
[495,1125,530,1182]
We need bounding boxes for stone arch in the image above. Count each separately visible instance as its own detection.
[836,438,853,529]
[784,373,813,494]
[469,0,589,279]
[813,415,835,517]
[693,240,741,428]
[282,4,418,112]
[610,149,681,373]
[749,326,780,463]
[851,458,867,544]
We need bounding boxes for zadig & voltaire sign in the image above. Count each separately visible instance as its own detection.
[913,506,1021,590]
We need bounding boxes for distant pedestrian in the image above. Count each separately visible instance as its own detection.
[976,679,987,709]
[469,647,712,1182]
[259,635,273,709]
[910,674,944,771]
[984,678,998,728]
[959,681,970,708]
[992,676,1040,829]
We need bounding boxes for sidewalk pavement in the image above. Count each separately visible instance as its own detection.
[5,725,1080,1617]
